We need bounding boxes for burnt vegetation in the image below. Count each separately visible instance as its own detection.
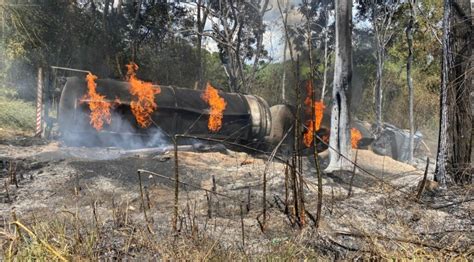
[0,0,472,260]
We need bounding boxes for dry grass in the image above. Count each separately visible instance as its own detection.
[2,213,328,260]
[1,139,471,260]
[3,198,471,261]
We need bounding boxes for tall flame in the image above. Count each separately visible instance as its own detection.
[126,62,161,128]
[201,82,227,132]
[303,81,325,147]
[82,72,112,131]
[351,128,362,149]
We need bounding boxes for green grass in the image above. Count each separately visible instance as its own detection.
[0,88,36,136]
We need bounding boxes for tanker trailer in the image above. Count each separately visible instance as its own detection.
[58,77,272,148]
[58,76,372,151]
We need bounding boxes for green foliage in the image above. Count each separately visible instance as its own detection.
[354,0,442,134]
[0,0,227,100]
[135,42,228,90]
[0,88,35,133]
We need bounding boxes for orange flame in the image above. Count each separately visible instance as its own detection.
[201,82,227,132]
[351,128,362,149]
[126,62,160,128]
[81,72,112,131]
[303,81,325,147]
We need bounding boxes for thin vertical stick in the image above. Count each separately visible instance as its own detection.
[138,171,153,234]
[416,157,430,201]
[262,167,267,231]
[145,187,152,210]
[246,186,251,213]
[92,200,100,239]
[212,175,217,214]
[314,157,323,228]
[284,163,289,214]
[173,136,179,233]
[240,203,245,247]
[347,149,359,198]
[9,162,18,188]
[293,56,301,225]
[381,155,386,189]
[206,191,212,219]
[4,181,10,202]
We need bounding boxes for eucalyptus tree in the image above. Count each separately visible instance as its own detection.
[325,0,353,172]
[357,0,402,133]
[405,0,416,163]
[203,0,270,93]
[435,0,472,187]
[298,0,334,101]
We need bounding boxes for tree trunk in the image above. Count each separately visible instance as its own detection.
[117,0,123,15]
[281,0,290,102]
[325,0,353,172]
[321,20,329,102]
[374,44,384,132]
[196,0,208,90]
[406,0,416,163]
[247,0,270,90]
[435,0,472,186]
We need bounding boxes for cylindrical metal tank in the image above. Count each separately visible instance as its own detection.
[58,77,271,147]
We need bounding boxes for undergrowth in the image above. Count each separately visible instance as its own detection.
[0,88,35,136]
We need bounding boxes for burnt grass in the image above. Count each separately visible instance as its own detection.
[0,137,472,260]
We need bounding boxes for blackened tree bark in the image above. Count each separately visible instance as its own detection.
[406,0,416,163]
[325,0,353,172]
[435,0,472,187]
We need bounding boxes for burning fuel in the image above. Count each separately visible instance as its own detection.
[201,83,227,132]
[351,128,362,149]
[81,72,112,131]
[126,62,161,128]
[303,81,325,148]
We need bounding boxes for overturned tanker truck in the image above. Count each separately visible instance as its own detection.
[58,77,373,152]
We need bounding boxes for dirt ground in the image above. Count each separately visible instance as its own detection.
[0,136,472,259]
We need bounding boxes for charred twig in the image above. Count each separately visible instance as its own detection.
[8,161,18,188]
[137,171,153,234]
[145,186,152,210]
[212,175,217,214]
[262,163,267,232]
[261,124,294,231]
[205,191,211,219]
[206,176,216,218]
[240,203,245,247]
[273,195,298,227]
[284,163,289,214]
[416,157,430,201]
[246,186,251,213]
[173,136,179,233]
[91,200,100,238]
[4,181,10,202]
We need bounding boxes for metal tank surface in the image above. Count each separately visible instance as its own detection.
[58,77,272,147]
